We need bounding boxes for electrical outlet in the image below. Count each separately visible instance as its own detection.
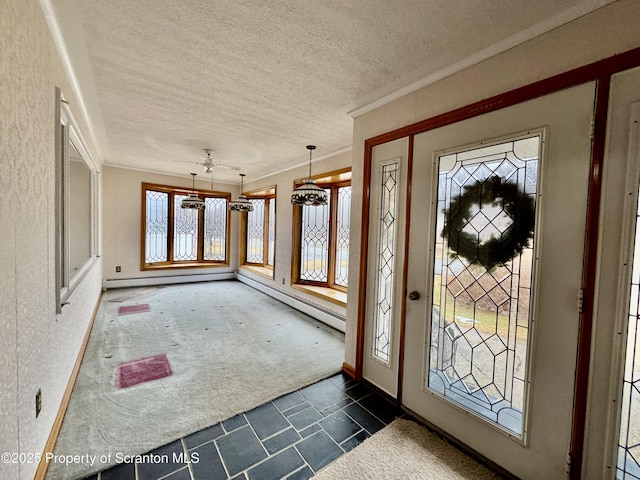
[35,389,42,418]
[116,266,121,272]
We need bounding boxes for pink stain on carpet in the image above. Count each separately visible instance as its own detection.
[116,354,172,389]
[117,303,151,315]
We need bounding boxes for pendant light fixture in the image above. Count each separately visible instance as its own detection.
[229,173,254,212]
[291,145,328,206]
[181,173,205,210]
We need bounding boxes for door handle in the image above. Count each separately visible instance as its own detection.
[408,291,420,301]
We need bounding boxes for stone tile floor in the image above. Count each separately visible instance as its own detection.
[85,373,401,480]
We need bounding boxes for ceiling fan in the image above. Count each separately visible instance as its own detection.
[174,149,240,174]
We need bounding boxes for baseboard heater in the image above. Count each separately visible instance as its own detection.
[236,272,346,333]
[102,272,236,289]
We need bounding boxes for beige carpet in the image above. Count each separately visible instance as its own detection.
[47,281,345,480]
[314,419,500,480]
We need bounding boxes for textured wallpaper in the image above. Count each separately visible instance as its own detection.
[1,1,103,479]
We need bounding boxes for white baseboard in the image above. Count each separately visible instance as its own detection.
[102,272,236,289]
[237,273,346,333]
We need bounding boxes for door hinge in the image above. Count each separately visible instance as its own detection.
[577,289,584,313]
[589,113,596,140]
[566,452,572,475]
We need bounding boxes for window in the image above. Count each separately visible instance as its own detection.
[293,168,351,292]
[241,187,276,274]
[56,89,98,312]
[142,183,230,269]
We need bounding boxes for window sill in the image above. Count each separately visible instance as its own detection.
[292,284,347,307]
[142,262,229,271]
[240,265,274,279]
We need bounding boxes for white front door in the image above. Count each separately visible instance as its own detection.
[402,82,595,479]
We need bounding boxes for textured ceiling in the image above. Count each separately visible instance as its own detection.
[46,0,613,183]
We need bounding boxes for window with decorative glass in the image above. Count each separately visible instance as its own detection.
[292,168,351,292]
[241,187,276,274]
[142,183,230,269]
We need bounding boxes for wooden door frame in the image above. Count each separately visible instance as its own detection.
[354,46,640,480]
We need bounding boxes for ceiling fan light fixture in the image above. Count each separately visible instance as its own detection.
[181,173,205,210]
[229,174,254,212]
[291,145,328,206]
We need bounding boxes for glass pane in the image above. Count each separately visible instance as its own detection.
[300,192,330,282]
[204,197,227,261]
[69,143,92,275]
[335,186,351,287]
[618,193,640,479]
[173,195,199,261]
[267,198,276,266]
[247,199,265,263]
[428,135,540,437]
[145,190,168,263]
[373,162,400,364]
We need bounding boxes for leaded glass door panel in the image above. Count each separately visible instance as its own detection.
[403,83,595,479]
[363,137,409,397]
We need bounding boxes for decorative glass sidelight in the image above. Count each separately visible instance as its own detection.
[173,194,199,261]
[373,161,400,364]
[618,191,640,479]
[145,190,169,263]
[204,197,227,261]
[335,186,352,287]
[428,135,540,436]
[268,199,276,266]
[300,192,331,282]
[247,199,266,263]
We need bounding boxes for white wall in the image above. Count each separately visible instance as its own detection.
[345,0,640,369]
[0,1,103,479]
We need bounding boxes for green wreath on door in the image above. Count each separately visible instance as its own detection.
[441,176,536,270]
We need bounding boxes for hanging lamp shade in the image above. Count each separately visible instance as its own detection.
[291,145,328,206]
[181,173,205,210]
[229,174,254,212]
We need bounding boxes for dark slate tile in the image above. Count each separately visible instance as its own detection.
[101,462,135,480]
[288,406,323,431]
[340,429,370,452]
[263,427,301,454]
[190,441,227,480]
[274,391,305,412]
[231,474,247,480]
[222,414,248,432]
[299,379,348,410]
[320,404,340,416]
[245,402,291,440]
[328,373,353,388]
[295,430,343,473]
[299,423,321,438]
[282,401,312,417]
[217,425,267,476]
[137,440,187,480]
[336,397,354,408]
[286,466,314,480]
[358,393,398,424]
[344,403,385,435]
[247,447,305,480]
[185,422,225,449]
[318,410,362,444]
[345,383,374,401]
[163,467,192,480]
